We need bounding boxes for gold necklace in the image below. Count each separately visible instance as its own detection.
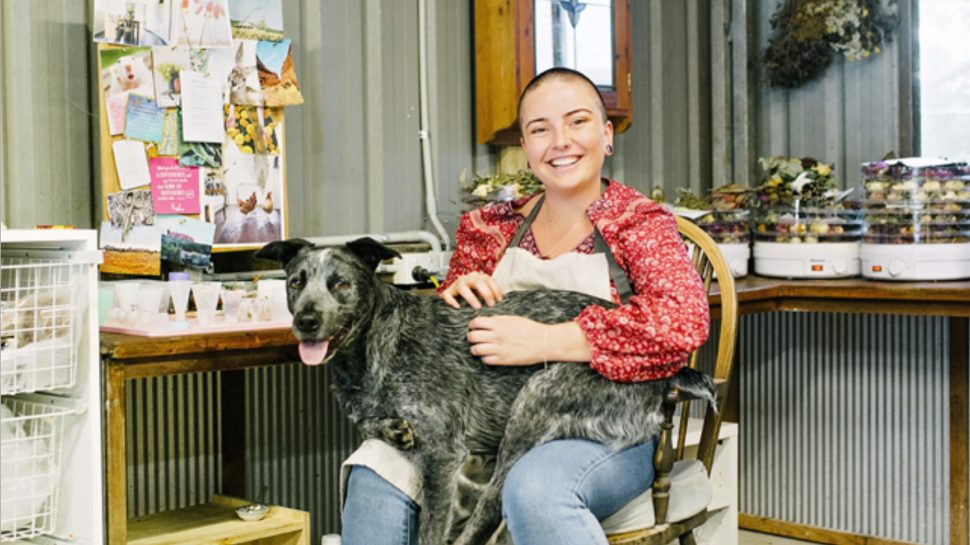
[542,216,587,257]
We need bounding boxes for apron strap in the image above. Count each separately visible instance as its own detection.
[593,229,634,304]
[509,194,545,248]
[509,193,635,304]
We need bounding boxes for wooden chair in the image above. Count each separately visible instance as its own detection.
[603,215,739,545]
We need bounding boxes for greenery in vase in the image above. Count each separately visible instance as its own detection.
[753,156,839,208]
[459,169,544,208]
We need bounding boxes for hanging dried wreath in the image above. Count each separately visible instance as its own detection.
[763,0,899,89]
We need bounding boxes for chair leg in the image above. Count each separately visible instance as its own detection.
[678,531,697,545]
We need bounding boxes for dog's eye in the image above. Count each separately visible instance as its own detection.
[288,276,304,290]
[332,281,350,292]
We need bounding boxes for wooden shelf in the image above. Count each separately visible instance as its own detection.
[127,496,309,545]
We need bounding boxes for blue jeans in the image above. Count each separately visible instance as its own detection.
[341,438,656,545]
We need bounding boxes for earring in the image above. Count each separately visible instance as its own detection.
[606,144,614,155]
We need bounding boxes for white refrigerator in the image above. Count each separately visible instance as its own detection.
[1,229,104,544]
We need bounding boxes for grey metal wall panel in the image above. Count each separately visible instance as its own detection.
[245,363,358,538]
[753,0,903,188]
[0,0,94,229]
[126,374,222,517]
[738,312,949,544]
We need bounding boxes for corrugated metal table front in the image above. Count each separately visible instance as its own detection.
[100,278,970,545]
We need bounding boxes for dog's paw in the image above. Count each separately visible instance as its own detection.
[380,418,415,450]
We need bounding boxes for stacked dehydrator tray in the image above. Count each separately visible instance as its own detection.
[859,158,970,280]
[696,210,752,278]
[0,229,104,543]
[752,202,865,278]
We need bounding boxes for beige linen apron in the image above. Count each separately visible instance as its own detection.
[340,193,634,508]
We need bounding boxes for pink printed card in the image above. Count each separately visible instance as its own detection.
[150,157,200,214]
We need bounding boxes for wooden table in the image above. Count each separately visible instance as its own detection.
[101,277,970,545]
[102,328,299,545]
[715,277,970,545]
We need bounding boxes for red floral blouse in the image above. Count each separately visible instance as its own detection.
[440,180,711,383]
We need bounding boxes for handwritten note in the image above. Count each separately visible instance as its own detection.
[124,95,166,142]
[112,140,151,190]
[180,70,224,143]
[150,157,200,214]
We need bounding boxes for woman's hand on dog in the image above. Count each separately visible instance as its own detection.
[440,272,504,309]
[467,317,592,366]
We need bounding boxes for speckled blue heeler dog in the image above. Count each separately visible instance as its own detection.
[256,237,715,545]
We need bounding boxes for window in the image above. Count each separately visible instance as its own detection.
[918,0,970,160]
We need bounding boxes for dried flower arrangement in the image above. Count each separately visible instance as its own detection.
[763,0,899,89]
[458,169,543,208]
[753,156,839,208]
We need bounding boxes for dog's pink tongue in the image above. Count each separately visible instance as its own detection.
[299,341,330,366]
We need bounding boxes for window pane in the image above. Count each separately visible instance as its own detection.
[534,0,614,88]
[919,0,970,160]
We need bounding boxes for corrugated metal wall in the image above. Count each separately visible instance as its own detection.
[6,0,948,541]
[125,373,223,517]
[123,311,957,542]
[244,363,359,536]
[739,312,950,544]
[753,0,915,188]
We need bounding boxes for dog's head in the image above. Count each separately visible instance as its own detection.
[111,55,150,90]
[255,237,401,366]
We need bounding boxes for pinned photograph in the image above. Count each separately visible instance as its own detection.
[99,221,162,276]
[153,45,235,107]
[158,215,215,269]
[257,39,303,106]
[101,47,155,99]
[228,40,264,106]
[201,167,229,224]
[159,109,182,155]
[107,189,156,234]
[179,140,223,168]
[94,0,177,46]
[210,135,283,246]
[177,0,233,47]
[229,0,284,41]
[225,104,280,155]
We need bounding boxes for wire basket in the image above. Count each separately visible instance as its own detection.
[0,257,86,395]
[0,396,74,542]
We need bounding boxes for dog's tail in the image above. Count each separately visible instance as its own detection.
[667,366,718,412]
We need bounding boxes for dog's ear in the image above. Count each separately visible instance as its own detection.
[346,237,402,271]
[255,239,314,266]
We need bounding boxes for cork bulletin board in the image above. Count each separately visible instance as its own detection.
[92,1,302,275]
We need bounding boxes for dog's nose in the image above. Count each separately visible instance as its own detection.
[295,313,320,333]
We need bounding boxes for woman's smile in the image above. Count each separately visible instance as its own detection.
[548,155,582,169]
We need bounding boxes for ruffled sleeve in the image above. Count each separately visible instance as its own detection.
[576,199,710,382]
[438,202,522,292]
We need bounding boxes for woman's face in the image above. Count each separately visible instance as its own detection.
[519,78,613,194]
